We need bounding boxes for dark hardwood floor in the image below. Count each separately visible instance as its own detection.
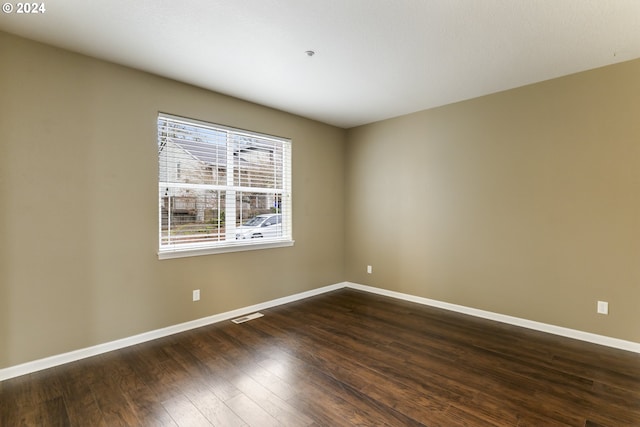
[2,288,639,426]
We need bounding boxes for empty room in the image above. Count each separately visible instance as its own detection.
[1,1,639,426]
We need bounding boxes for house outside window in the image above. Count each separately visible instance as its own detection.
[158,113,293,259]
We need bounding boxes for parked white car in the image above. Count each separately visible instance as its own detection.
[235,214,282,239]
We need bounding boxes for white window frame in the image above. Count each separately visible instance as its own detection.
[158,113,293,259]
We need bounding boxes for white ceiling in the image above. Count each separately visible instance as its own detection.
[1,0,640,128]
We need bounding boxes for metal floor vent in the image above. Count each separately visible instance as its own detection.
[231,312,264,324]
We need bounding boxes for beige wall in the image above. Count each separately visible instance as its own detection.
[2,30,639,370]
[346,58,640,342]
[0,32,346,368]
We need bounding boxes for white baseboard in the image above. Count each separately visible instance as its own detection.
[2,281,638,381]
[0,282,346,381]
[345,282,640,354]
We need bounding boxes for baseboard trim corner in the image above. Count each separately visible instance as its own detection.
[3,280,638,381]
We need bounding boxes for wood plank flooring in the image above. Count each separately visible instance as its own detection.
[1,288,639,426]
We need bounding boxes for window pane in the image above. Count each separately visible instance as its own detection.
[160,187,225,246]
[159,120,227,186]
[235,192,285,240]
[232,135,284,189]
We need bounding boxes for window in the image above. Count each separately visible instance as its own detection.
[158,113,292,259]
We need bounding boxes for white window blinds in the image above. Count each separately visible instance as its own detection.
[158,113,292,258]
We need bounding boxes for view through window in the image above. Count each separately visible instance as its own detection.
[158,113,292,258]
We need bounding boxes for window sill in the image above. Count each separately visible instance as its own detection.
[158,239,295,260]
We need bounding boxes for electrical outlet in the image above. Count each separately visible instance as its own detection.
[367,265,372,274]
[597,300,608,315]
[193,289,200,302]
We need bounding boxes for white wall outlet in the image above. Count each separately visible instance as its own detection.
[193,289,200,302]
[367,265,372,274]
[597,300,608,315]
